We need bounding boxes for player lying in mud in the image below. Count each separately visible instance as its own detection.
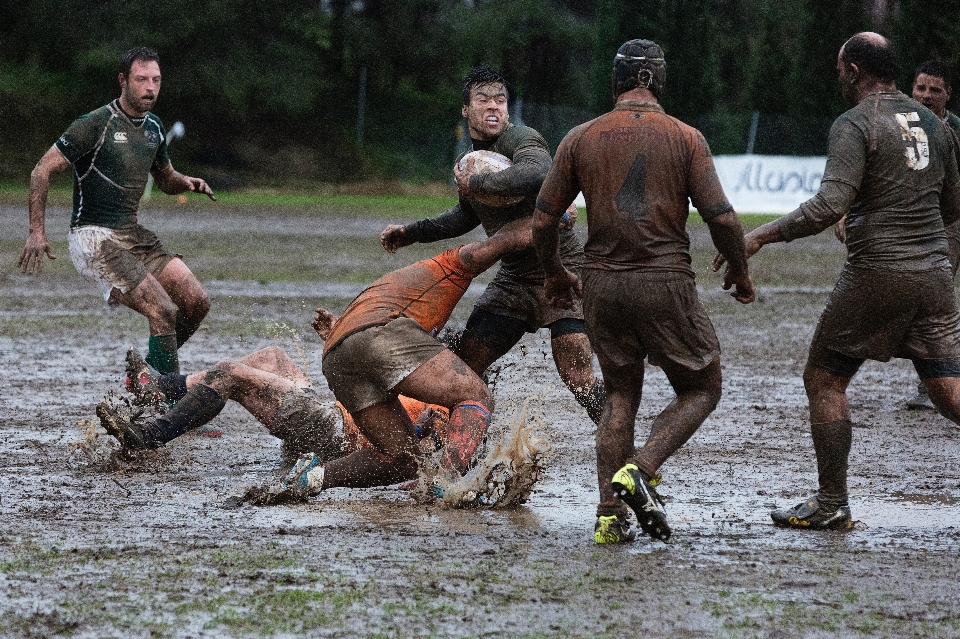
[99,218,538,497]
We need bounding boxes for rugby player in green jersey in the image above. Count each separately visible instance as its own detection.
[19,47,215,375]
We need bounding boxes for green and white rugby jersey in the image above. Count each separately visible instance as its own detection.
[55,100,171,229]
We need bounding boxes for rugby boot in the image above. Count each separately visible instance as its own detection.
[770,495,853,530]
[594,514,637,544]
[283,453,325,495]
[906,383,936,410]
[96,396,157,450]
[124,348,167,408]
[611,463,671,542]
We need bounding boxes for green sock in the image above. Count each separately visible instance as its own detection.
[147,333,180,374]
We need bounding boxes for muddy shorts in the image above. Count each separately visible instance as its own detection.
[808,265,960,376]
[68,224,177,301]
[474,269,584,332]
[582,269,720,371]
[271,387,344,462]
[322,317,447,414]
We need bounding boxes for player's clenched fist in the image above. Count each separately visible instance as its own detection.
[380,225,412,253]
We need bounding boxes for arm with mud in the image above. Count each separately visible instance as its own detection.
[380,203,482,253]
[19,145,71,274]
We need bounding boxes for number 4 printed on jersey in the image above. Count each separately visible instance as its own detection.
[896,112,930,170]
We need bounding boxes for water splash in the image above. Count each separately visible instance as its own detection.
[413,398,552,508]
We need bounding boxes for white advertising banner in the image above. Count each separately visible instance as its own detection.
[572,154,826,215]
[710,154,826,214]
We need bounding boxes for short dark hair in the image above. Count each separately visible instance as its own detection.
[915,59,952,90]
[841,34,897,83]
[120,47,160,77]
[461,65,509,106]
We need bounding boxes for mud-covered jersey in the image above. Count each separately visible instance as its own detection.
[537,101,732,275]
[323,248,477,355]
[941,110,960,251]
[778,92,960,272]
[55,100,171,230]
[946,110,960,141]
[405,124,583,282]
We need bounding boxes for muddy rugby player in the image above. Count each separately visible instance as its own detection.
[903,59,960,410]
[100,220,541,494]
[726,33,960,530]
[534,39,754,544]
[100,346,447,470]
[380,66,606,426]
[19,47,215,376]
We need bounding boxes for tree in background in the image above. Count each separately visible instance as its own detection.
[0,0,954,185]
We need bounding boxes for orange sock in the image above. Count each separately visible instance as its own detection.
[440,401,491,474]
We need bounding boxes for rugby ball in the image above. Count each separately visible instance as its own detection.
[457,150,525,208]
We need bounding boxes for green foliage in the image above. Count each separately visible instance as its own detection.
[0,0,954,183]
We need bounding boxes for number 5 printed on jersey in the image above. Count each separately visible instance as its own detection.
[896,112,929,170]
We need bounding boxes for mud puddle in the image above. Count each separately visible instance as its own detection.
[2,206,960,637]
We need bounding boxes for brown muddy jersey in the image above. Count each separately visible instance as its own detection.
[323,248,476,355]
[778,92,960,272]
[536,101,732,274]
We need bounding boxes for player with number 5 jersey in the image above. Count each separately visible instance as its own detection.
[734,32,960,532]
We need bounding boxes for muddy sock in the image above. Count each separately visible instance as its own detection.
[175,310,199,348]
[811,419,852,508]
[157,373,189,403]
[146,333,179,374]
[441,401,491,474]
[145,384,225,445]
[574,380,606,424]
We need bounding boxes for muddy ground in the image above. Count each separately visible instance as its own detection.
[1,202,959,638]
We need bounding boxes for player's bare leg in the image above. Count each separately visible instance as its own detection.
[451,330,500,376]
[320,398,422,488]
[594,361,643,519]
[551,332,605,423]
[234,346,312,387]
[920,376,960,423]
[111,274,180,373]
[156,257,210,347]
[292,349,494,493]
[770,364,855,530]
[608,357,722,542]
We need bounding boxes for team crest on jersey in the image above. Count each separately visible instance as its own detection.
[143,130,159,147]
[113,132,128,143]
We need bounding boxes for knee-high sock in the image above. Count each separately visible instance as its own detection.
[156,373,189,403]
[811,419,853,507]
[440,401,491,474]
[145,384,225,446]
[147,333,179,375]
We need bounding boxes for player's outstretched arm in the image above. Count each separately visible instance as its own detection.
[458,217,533,274]
[152,165,216,200]
[20,145,71,274]
[705,211,755,304]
